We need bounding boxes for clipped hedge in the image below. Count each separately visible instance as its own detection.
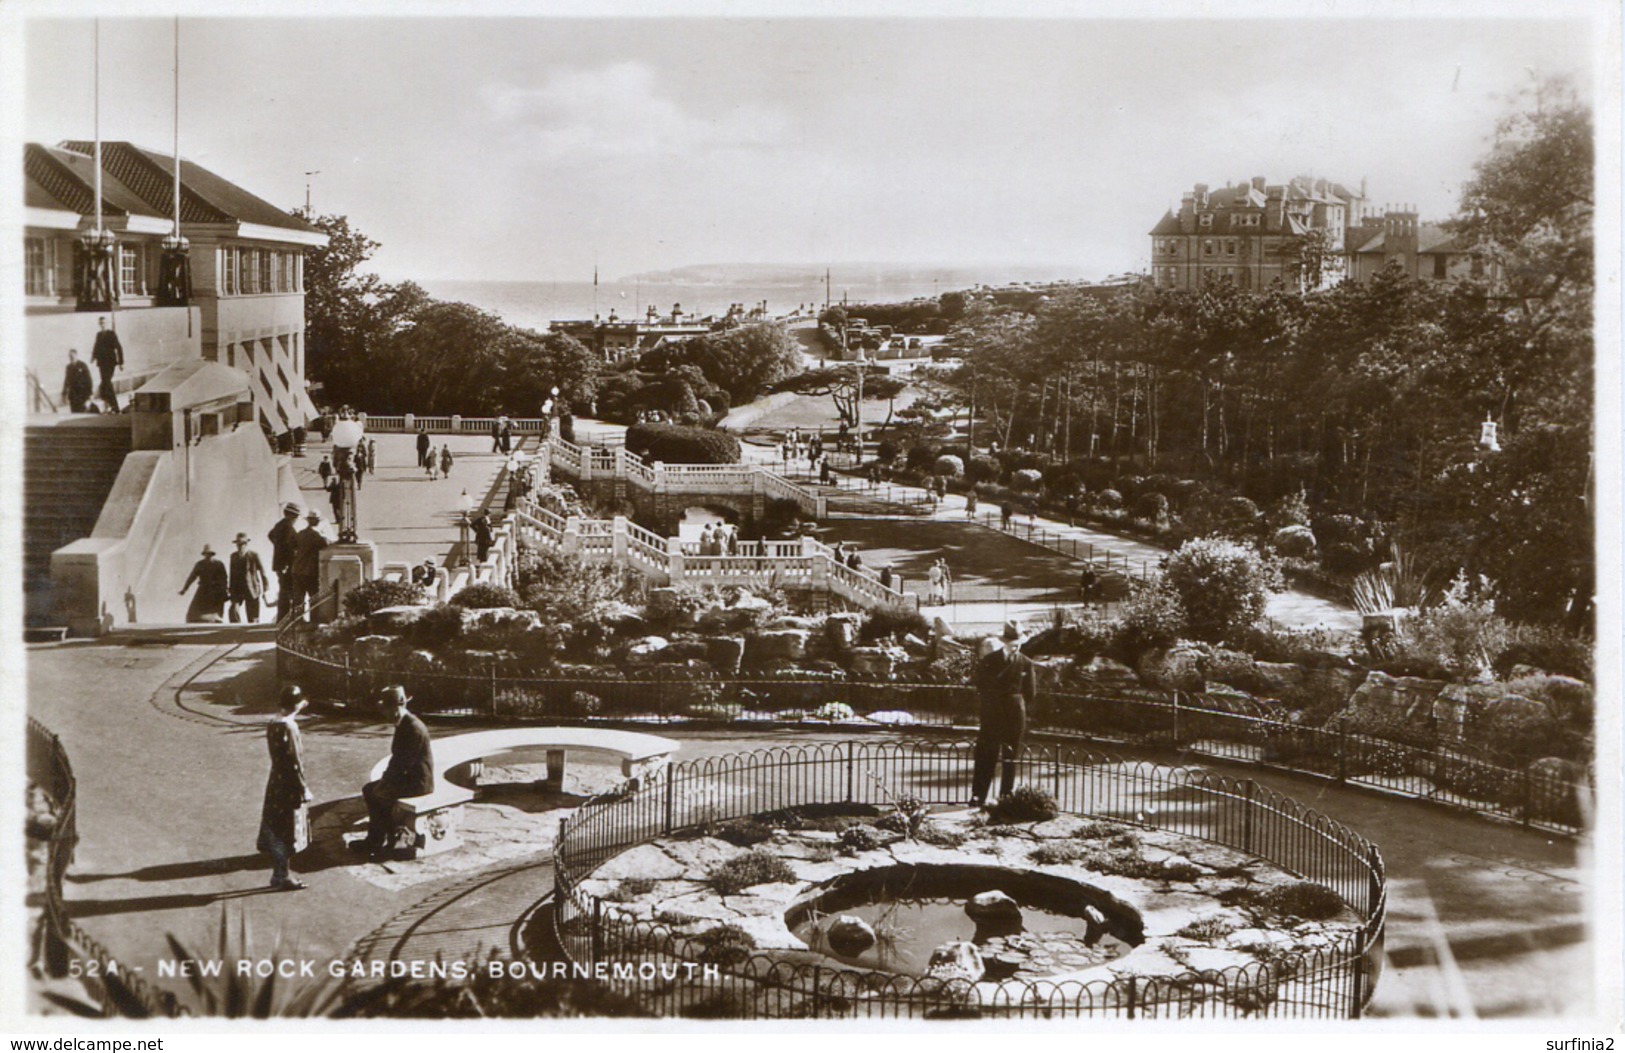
[625,422,742,465]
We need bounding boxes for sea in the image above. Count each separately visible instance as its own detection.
[417,277,961,332]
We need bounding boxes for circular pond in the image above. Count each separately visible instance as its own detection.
[785,863,1139,979]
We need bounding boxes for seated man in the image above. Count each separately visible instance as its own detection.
[411,559,438,588]
[354,686,435,855]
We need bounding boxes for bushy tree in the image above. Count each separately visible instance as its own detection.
[1161,538,1280,642]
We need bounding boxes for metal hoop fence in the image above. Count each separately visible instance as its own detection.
[550,740,1387,1019]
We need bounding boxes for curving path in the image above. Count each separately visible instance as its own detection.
[26,634,1590,1019]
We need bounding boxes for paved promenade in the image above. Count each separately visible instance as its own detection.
[291,431,515,572]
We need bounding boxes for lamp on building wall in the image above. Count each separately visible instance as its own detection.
[331,416,365,543]
[156,233,192,307]
[76,227,118,312]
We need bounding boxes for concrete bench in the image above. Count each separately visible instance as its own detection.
[367,727,679,858]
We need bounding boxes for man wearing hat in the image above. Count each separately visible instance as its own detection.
[228,532,270,624]
[289,511,328,622]
[259,685,312,890]
[268,502,302,622]
[969,622,1039,807]
[179,544,229,623]
[411,558,438,588]
[355,685,435,856]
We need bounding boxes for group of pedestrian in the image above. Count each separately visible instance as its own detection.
[927,557,954,605]
[57,316,125,414]
[257,681,437,891]
[696,523,739,556]
[265,501,329,623]
[412,427,456,481]
[491,416,513,455]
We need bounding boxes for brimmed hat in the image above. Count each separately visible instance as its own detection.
[233,532,251,544]
[380,685,412,707]
[282,501,301,515]
[201,544,216,556]
[1002,621,1025,644]
[304,510,321,523]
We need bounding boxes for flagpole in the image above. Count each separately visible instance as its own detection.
[93,19,102,237]
[171,17,180,236]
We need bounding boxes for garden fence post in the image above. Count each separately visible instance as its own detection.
[845,741,856,803]
[1242,779,1256,855]
[489,664,498,717]
[664,770,675,835]
[1350,935,1366,1018]
[1125,975,1137,1020]
[1520,767,1532,829]
[591,897,604,966]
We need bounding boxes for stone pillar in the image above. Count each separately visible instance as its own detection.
[451,414,462,433]
[403,413,415,432]
[667,544,686,586]
[319,540,377,622]
[611,516,629,563]
[804,536,827,590]
[650,460,665,493]
[562,517,582,557]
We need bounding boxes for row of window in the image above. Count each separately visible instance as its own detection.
[219,247,302,296]
[24,236,305,298]
[1157,238,1243,256]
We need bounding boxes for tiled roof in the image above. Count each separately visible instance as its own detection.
[40,141,316,233]
[25,143,143,217]
[1346,226,1384,252]
[1149,210,1182,235]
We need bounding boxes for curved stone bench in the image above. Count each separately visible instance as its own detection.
[368,727,679,858]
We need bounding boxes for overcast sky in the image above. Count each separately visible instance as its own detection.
[17,8,1595,283]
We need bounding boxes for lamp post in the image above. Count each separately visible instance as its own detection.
[458,489,474,567]
[330,416,365,543]
[853,354,871,463]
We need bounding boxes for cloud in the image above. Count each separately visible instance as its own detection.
[481,62,786,161]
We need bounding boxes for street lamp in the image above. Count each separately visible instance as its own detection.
[330,416,365,543]
[458,489,474,566]
[854,354,872,463]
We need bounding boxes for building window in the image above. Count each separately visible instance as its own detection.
[1226,240,1237,255]
[25,237,56,296]
[240,248,255,294]
[1204,239,1215,256]
[221,248,237,295]
[1199,213,1213,228]
[119,245,143,296]
[1433,254,1448,279]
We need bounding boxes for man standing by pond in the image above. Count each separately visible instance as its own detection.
[970,623,1038,807]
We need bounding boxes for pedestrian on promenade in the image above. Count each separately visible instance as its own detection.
[179,544,229,623]
[440,445,454,479]
[846,549,862,571]
[942,559,954,603]
[1000,502,1013,529]
[61,349,94,413]
[726,525,740,556]
[880,565,894,590]
[831,541,846,564]
[1065,493,1078,527]
[966,491,978,519]
[317,413,333,444]
[970,625,1037,807]
[927,561,945,604]
[352,444,367,490]
[412,558,437,588]
[317,456,333,487]
[90,317,123,411]
[490,418,502,453]
[417,426,432,468]
[290,512,327,621]
[354,685,434,857]
[820,459,833,485]
[258,685,312,891]
[471,510,494,564]
[326,478,343,522]
[228,532,269,624]
[1080,564,1101,606]
[499,416,513,455]
[368,438,378,475]
[935,475,948,500]
[269,502,301,622]
[699,524,716,556]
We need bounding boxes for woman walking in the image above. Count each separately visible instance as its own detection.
[440,445,454,479]
[258,685,312,891]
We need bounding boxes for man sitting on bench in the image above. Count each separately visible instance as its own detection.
[353,685,435,856]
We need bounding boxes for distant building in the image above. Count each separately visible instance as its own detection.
[550,302,714,362]
[24,140,326,434]
[1148,175,1487,294]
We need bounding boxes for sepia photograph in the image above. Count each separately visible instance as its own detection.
[2,0,1618,1037]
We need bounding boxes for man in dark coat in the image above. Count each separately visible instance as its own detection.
[290,511,328,621]
[471,510,494,564]
[417,426,432,468]
[90,317,123,411]
[61,349,94,413]
[970,624,1039,806]
[268,502,301,622]
[355,685,435,855]
[228,532,269,624]
[179,544,229,622]
[258,685,312,890]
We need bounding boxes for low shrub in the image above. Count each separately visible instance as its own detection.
[447,583,522,609]
[1492,624,1594,683]
[1094,488,1123,509]
[966,455,1001,484]
[706,850,795,895]
[1136,492,1170,521]
[1432,756,1520,806]
[1029,841,1087,866]
[859,605,931,644]
[812,701,856,721]
[688,923,759,968]
[343,578,426,619]
[1010,468,1044,491]
[713,818,776,847]
[933,454,965,479]
[904,444,942,473]
[1176,917,1237,942]
[985,785,1058,823]
[1260,881,1345,920]
[402,603,465,648]
[914,822,966,848]
[604,877,658,902]
[625,421,742,465]
[838,824,883,854]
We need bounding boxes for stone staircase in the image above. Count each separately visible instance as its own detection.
[23,416,132,629]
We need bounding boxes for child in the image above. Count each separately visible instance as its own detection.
[440,445,454,478]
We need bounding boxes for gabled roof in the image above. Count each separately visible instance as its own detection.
[1149,210,1182,236]
[31,141,317,235]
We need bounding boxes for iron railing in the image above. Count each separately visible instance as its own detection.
[551,740,1387,1019]
[26,719,186,1017]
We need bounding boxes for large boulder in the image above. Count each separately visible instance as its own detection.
[825,613,862,650]
[462,607,543,633]
[748,629,808,662]
[765,615,815,631]
[645,587,691,624]
[367,605,430,633]
[964,890,1022,925]
[825,915,877,956]
[624,635,671,665]
[1249,661,1308,699]
[706,636,745,675]
[926,941,985,984]
[1346,670,1446,718]
[1138,643,1211,692]
[848,646,898,678]
[351,635,398,664]
[1073,656,1140,690]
